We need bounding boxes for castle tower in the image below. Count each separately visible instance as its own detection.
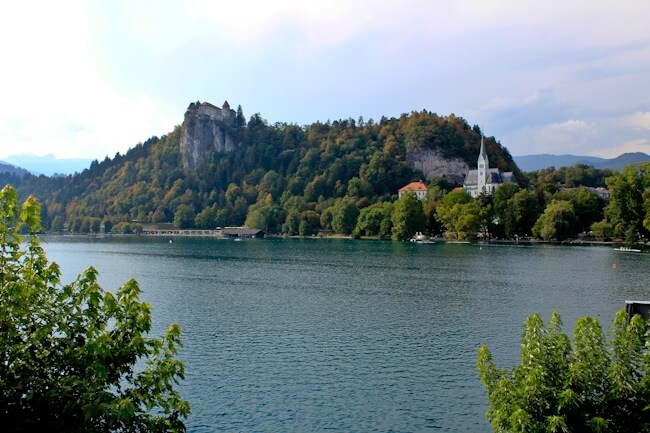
[222,100,231,118]
[477,135,489,194]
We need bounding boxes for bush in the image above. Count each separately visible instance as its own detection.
[477,310,649,432]
[0,185,189,432]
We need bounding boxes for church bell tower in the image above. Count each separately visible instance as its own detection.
[477,135,488,194]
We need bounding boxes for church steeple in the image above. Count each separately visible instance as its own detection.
[477,135,489,193]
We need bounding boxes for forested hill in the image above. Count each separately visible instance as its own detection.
[1,104,522,233]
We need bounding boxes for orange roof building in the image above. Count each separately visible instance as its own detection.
[398,181,428,200]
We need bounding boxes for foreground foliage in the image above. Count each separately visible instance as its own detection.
[477,310,650,433]
[0,186,189,432]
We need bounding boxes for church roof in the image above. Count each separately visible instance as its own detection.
[399,181,428,192]
[479,135,487,159]
[464,168,513,186]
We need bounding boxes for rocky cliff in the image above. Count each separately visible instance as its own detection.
[406,148,468,184]
[180,101,238,170]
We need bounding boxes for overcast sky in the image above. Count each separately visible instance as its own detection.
[1,0,648,161]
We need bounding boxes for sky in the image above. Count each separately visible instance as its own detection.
[0,0,649,162]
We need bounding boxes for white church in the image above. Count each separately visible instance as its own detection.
[463,136,516,197]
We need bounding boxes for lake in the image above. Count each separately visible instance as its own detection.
[42,236,650,432]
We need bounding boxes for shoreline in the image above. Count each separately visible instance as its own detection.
[40,231,649,248]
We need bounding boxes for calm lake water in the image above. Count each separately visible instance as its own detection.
[42,236,649,432]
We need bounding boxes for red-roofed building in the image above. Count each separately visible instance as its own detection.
[398,181,428,200]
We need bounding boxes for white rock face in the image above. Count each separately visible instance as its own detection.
[180,102,238,171]
[406,148,468,183]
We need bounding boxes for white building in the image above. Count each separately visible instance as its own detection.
[463,136,516,197]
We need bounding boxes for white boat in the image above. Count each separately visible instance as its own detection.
[614,246,642,253]
[410,232,434,243]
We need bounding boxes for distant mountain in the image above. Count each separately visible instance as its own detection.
[3,154,94,176]
[514,152,650,172]
[596,152,650,170]
[0,161,31,177]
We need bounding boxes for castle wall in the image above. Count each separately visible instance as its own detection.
[197,103,222,119]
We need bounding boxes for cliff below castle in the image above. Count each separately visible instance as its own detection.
[180,101,238,170]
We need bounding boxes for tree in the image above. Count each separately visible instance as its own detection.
[532,200,576,241]
[435,190,481,240]
[299,210,321,236]
[492,183,521,237]
[591,219,615,239]
[510,189,542,237]
[245,194,284,233]
[391,192,425,241]
[478,310,650,433]
[194,206,217,229]
[554,187,602,233]
[331,197,360,235]
[354,202,393,238]
[606,163,650,240]
[235,104,245,128]
[0,185,189,432]
[173,204,195,229]
[282,209,301,235]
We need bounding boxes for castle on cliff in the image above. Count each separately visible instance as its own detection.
[191,100,236,125]
[180,100,238,171]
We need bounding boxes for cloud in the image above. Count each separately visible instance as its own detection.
[1,0,650,159]
[503,110,650,158]
[622,112,650,131]
[504,119,595,155]
[469,89,571,138]
[591,139,650,158]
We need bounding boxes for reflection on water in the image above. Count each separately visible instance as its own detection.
[43,237,650,432]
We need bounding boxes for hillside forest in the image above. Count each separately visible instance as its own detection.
[2,107,649,243]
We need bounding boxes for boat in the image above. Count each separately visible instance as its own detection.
[410,232,434,244]
[614,246,642,253]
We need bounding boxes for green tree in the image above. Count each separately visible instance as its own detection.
[435,190,481,240]
[0,185,189,432]
[331,197,360,235]
[354,202,393,238]
[532,200,576,241]
[245,194,284,233]
[391,192,425,241]
[510,189,542,237]
[347,176,375,198]
[478,310,650,433]
[553,187,602,233]
[282,209,301,235]
[194,206,217,229]
[590,219,614,239]
[173,204,195,229]
[644,187,650,233]
[492,183,521,237]
[606,162,650,240]
[299,210,321,236]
